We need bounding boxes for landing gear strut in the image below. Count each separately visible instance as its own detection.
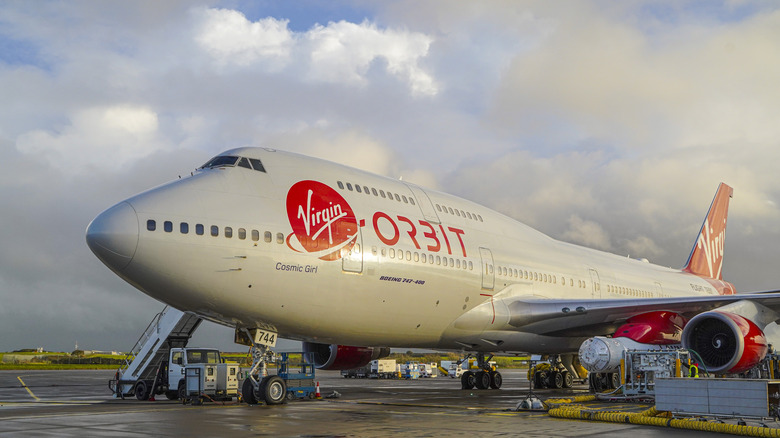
[240,328,287,405]
[460,353,502,390]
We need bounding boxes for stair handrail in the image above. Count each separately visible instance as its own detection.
[116,306,168,376]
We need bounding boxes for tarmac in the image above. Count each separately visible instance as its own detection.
[0,369,738,437]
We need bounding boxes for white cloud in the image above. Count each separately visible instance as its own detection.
[304,20,437,96]
[16,105,164,173]
[194,8,293,70]
[562,215,612,251]
[192,8,438,96]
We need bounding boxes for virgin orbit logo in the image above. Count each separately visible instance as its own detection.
[286,180,357,261]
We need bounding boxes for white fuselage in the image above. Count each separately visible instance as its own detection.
[88,148,730,354]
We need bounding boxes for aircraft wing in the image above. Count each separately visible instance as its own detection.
[501,292,780,337]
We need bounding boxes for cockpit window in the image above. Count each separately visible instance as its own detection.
[237,157,252,169]
[200,155,267,173]
[248,158,266,172]
[201,156,239,168]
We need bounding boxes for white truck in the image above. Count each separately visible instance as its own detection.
[370,359,398,378]
[113,347,237,400]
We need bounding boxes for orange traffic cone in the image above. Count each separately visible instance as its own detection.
[148,394,155,401]
[314,381,322,399]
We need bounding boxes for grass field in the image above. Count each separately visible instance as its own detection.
[0,351,530,370]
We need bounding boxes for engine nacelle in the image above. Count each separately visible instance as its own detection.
[681,311,768,374]
[614,311,687,344]
[302,342,391,370]
[579,336,668,373]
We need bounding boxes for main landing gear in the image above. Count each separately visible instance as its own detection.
[240,328,287,406]
[528,354,581,389]
[460,353,502,390]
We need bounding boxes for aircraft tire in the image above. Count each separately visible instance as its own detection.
[474,371,491,390]
[562,371,573,388]
[489,371,502,389]
[165,390,178,400]
[610,372,620,389]
[461,371,476,389]
[260,376,287,405]
[242,378,258,405]
[534,371,548,389]
[549,371,563,389]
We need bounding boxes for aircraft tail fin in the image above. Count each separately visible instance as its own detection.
[683,183,733,280]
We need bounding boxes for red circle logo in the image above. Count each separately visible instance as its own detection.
[286,181,357,261]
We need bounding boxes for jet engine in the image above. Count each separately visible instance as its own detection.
[302,342,391,370]
[681,311,768,374]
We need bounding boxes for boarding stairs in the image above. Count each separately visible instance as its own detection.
[111,306,202,397]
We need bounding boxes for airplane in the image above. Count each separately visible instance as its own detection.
[86,147,780,404]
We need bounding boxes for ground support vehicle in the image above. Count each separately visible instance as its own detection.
[277,352,317,401]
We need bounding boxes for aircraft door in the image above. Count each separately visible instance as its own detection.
[479,247,494,290]
[589,269,601,298]
[342,229,363,273]
[404,183,441,224]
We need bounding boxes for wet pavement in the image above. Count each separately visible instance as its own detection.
[0,369,723,437]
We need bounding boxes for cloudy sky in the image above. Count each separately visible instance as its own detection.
[1,1,779,352]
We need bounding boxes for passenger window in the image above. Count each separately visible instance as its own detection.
[225,227,233,238]
[410,198,415,205]
[478,215,483,222]
[380,190,386,198]
[371,188,378,196]
[196,224,204,235]
[147,220,156,231]
[443,257,448,267]
[356,185,362,193]
[338,181,344,189]
[364,186,370,194]
[164,221,173,232]
[238,228,246,240]
[251,230,259,241]
[389,248,395,258]
[448,207,454,214]
[395,194,401,202]
[414,252,419,262]
[436,256,441,265]
[407,252,412,261]
[211,226,219,237]
[387,192,393,200]
[456,259,461,268]
[402,195,408,203]
[455,210,460,217]
[237,157,251,169]
[180,223,189,234]
[347,183,353,191]
[264,231,272,243]
[421,253,426,263]
[276,233,284,244]
[467,212,473,219]
[468,261,473,270]
[436,204,442,212]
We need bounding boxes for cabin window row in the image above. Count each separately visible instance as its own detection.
[146,220,284,244]
[374,246,474,270]
[607,284,655,298]
[495,265,587,288]
[435,204,483,222]
[337,181,416,206]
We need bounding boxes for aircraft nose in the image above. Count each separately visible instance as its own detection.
[86,201,139,271]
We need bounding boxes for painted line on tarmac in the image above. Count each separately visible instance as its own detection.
[16,377,39,401]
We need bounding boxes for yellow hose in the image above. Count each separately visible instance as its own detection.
[548,405,780,437]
